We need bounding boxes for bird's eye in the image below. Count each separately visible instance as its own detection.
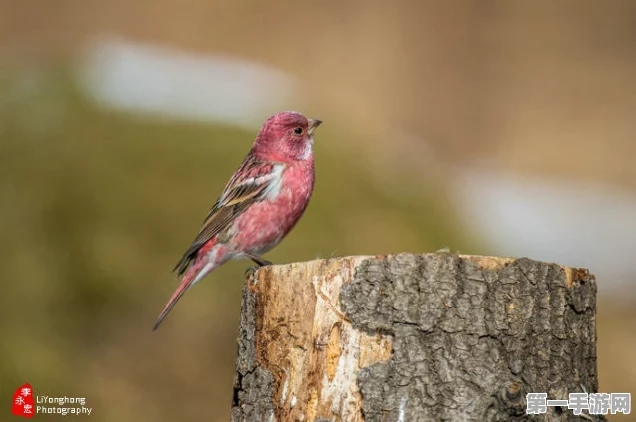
[294,127,303,135]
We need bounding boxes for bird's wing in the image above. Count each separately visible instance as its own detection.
[173,156,280,275]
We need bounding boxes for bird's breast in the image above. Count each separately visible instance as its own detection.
[229,161,314,254]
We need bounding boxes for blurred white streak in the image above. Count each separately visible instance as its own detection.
[77,36,297,128]
[455,168,636,297]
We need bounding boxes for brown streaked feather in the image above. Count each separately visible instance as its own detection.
[173,156,276,276]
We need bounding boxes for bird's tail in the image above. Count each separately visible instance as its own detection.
[153,258,216,331]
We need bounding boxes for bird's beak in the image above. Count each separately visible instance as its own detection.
[307,118,322,135]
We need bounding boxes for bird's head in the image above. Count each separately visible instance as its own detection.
[252,111,322,161]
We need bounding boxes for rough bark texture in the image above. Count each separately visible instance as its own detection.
[230,253,602,422]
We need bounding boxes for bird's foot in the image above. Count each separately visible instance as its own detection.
[245,265,260,281]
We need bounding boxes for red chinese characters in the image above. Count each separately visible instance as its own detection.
[11,383,34,418]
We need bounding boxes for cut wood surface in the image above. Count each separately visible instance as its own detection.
[230,253,603,422]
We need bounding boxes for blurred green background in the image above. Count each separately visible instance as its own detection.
[1,1,635,421]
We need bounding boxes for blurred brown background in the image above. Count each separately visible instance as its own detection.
[1,0,635,420]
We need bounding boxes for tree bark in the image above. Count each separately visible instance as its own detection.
[230,253,602,421]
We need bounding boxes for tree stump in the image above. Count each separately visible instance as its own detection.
[230,253,602,421]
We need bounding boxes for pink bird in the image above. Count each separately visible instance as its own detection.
[153,111,321,330]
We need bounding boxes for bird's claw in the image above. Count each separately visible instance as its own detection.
[245,265,260,281]
[245,265,260,275]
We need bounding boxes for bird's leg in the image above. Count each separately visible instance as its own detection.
[246,253,273,267]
